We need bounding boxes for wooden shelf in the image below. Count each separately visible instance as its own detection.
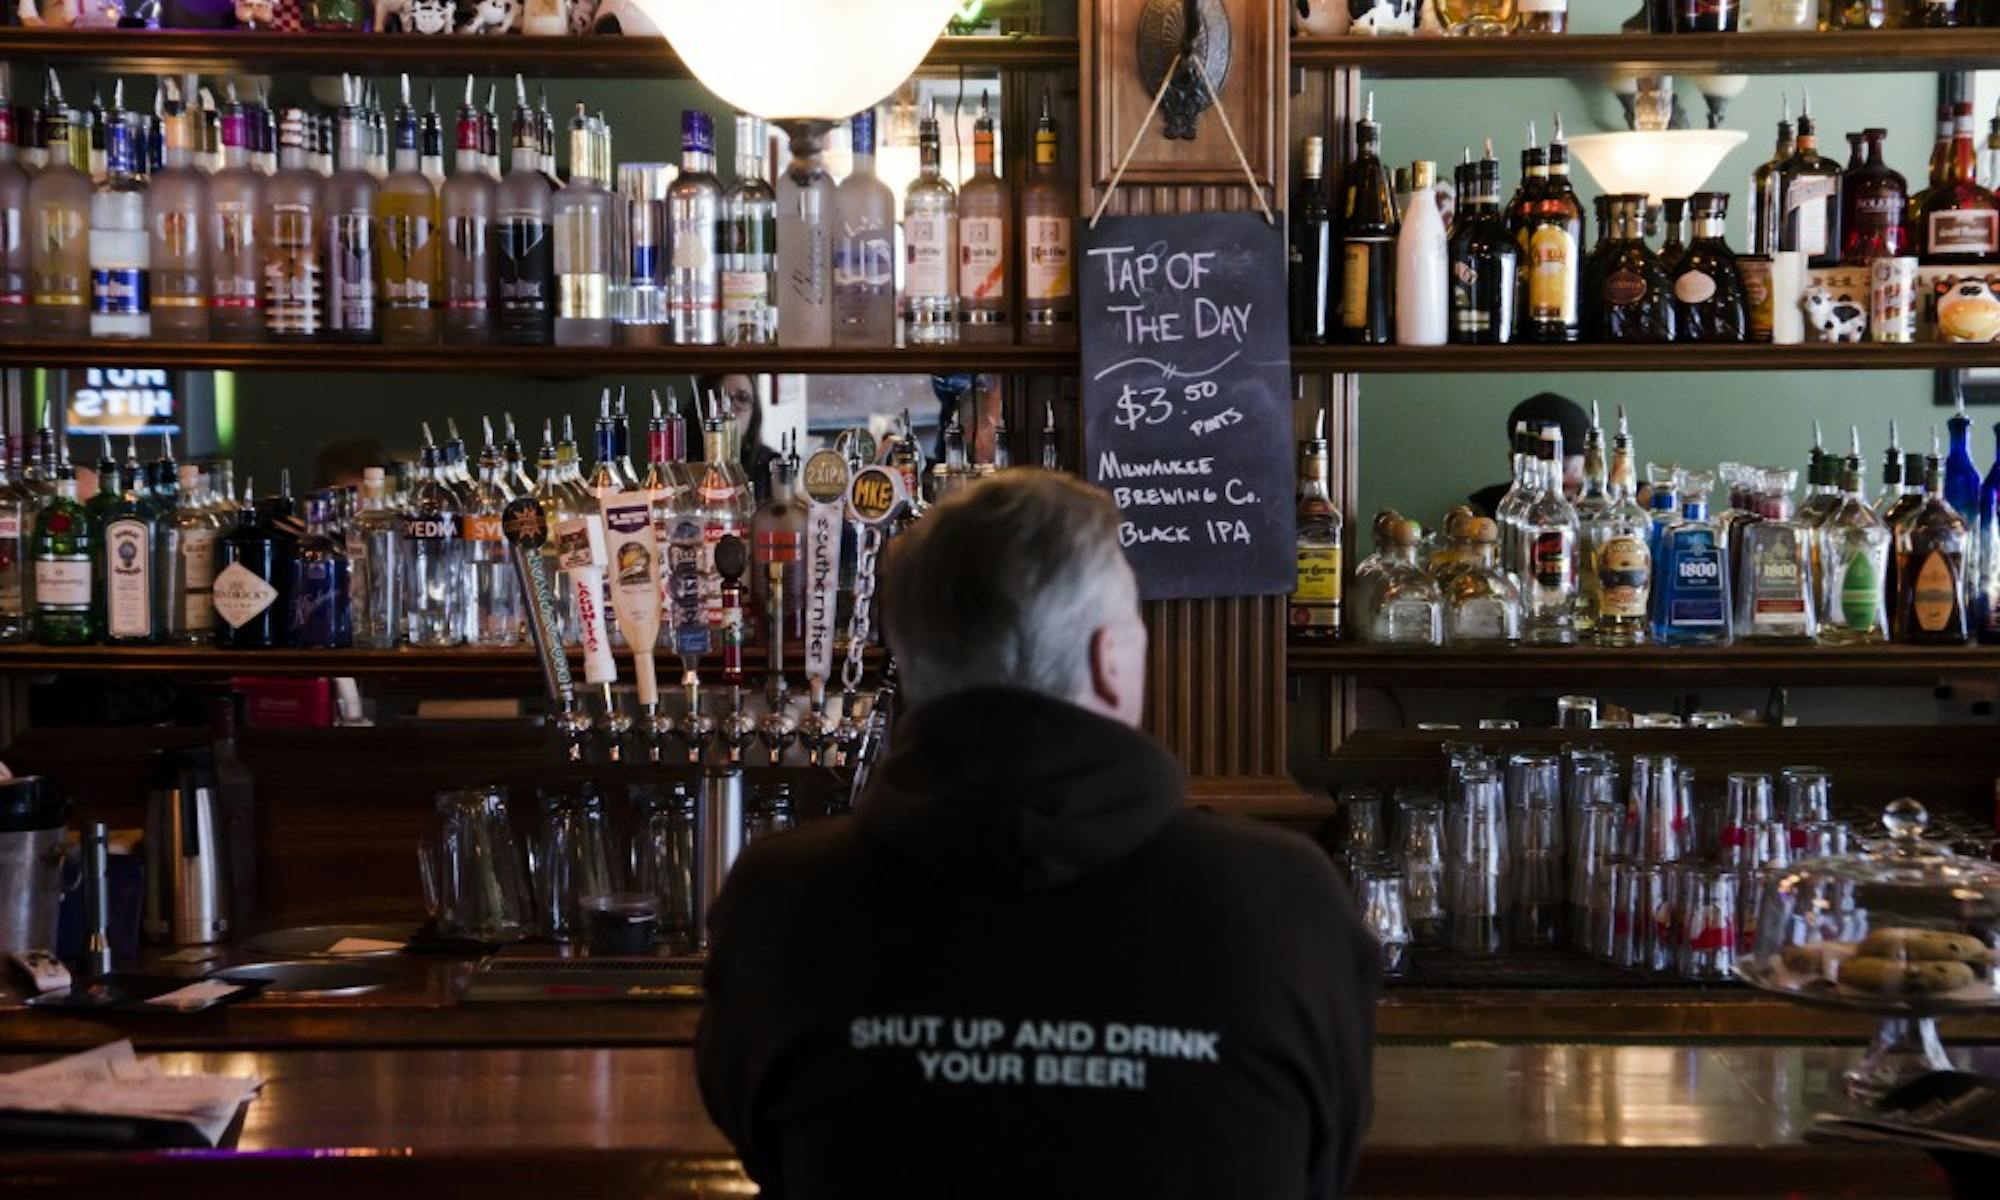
[1288,641,2000,685]
[0,339,1076,375]
[1293,342,2000,374]
[0,30,1077,78]
[0,642,880,680]
[1293,29,2000,78]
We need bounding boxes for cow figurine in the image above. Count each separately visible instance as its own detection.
[1802,286,1867,344]
[459,0,518,32]
[376,0,455,32]
[1348,0,1415,35]
[1936,276,2000,344]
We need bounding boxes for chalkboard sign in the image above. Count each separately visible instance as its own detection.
[1081,212,1296,602]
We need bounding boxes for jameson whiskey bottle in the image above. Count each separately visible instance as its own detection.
[1290,406,1342,640]
[1587,194,1674,343]
[1338,96,1395,345]
[1520,115,1582,343]
[1670,192,1746,342]
[1448,148,1516,344]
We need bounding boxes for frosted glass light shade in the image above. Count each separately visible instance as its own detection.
[635,0,964,122]
[1567,130,1749,205]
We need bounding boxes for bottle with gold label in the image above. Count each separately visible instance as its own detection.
[1290,405,1342,640]
[377,76,440,346]
[1896,433,1970,644]
[1337,95,1396,345]
[1817,427,1890,646]
[1021,93,1074,345]
[1592,407,1652,646]
[1520,113,1582,344]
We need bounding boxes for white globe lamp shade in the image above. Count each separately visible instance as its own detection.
[635,0,966,122]
[1567,130,1748,206]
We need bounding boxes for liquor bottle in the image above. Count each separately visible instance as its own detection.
[1912,103,1951,228]
[551,105,612,347]
[1670,192,1746,343]
[33,456,95,646]
[286,491,350,649]
[1504,121,1542,248]
[772,118,834,349]
[1494,419,1537,579]
[466,437,520,647]
[751,453,807,646]
[956,92,1010,346]
[402,439,465,647]
[1749,97,1793,257]
[1974,421,2000,644]
[694,396,749,629]
[1826,0,1899,25]
[1570,402,1608,635]
[1946,395,1981,518]
[645,390,692,524]
[1395,160,1447,346]
[1919,101,1999,265]
[1587,194,1673,342]
[262,107,321,341]
[1448,147,1515,344]
[213,478,283,648]
[203,88,260,340]
[1582,194,1613,283]
[722,113,777,347]
[495,81,554,346]
[1841,128,1910,264]
[905,101,958,346]
[29,80,92,340]
[1897,439,1970,644]
[0,101,28,339]
[1338,96,1395,346]
[1593,409,1653,647]
[1021,94,1075,346]
[1441,517,1520,645]
[378,77,440,346]
[1651,471,1731,646]
[1519,118,1582,344]
[147,83,207,342]
[1291,134,1334,345]
[479,86,501,183]
[0,437,28,643]
[1436,0,1518,33]
[1290,408,1342,640]
[833,108,897,348]
[1921,0,1965,24]
[1517,0,1566,29]
[1735,467,1815,643]
[1817,428,1890,646]
[1777,95,1842,269]
[668,109,723,346]
[1516,425,1577,645]
[324,83,379,343]
[1988,98,2000,193]
[345,466,400,650]
[1673,0,1739,30]
[417,88,445,190]
[165,463,219,644]
[83,437,123,536]
[1658,196,1688,271]
[441,84,494,347]
[88,99,149,340]
[1367,518,1442,646]
[536,88,559,189]
[85,87,106,185]
[99,446,157,645]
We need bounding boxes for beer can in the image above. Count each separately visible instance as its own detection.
[1738,255,1773,342]
[1869,256,1918,343]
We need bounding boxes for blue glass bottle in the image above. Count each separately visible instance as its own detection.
[1644,462,1679,569]
[1946,398,1981,519]
[1974,421,2000,644]
[287,491,352,648]
[1652,471,1732,646]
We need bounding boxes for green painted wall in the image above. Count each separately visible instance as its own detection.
[1356,64,1951,533]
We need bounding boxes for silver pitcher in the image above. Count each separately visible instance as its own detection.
[144,747,231,946]
[0,776,71,955]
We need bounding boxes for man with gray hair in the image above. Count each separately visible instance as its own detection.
[698,470,1378,1199]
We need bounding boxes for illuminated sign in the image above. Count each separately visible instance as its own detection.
[67,368,179,437]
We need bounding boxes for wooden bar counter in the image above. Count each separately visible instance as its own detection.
[1,1043,1987,1198]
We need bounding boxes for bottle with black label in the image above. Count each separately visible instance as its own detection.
[402,438,466,647]
[1777,94,1843,269]
[1670,192,1746,343]
[1290,135,1333,345]
[214,476,285,648]
[1448,145,1516,344]
[1586,193,1674,343]
[1337,95,1396,346]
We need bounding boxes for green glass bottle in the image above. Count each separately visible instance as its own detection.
[33,458,98,645]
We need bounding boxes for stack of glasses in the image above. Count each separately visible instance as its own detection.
[1338,751,1854,983]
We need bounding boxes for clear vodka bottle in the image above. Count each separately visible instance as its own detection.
[347,466,402,649]
[1517,425,1578,646]
[721,113,776,346]
[668,109,723,345]
[774,119,832,346]
[466,435,522,646]
[832,109,896,347]
[167,463,222,644]
[401,441,465,647]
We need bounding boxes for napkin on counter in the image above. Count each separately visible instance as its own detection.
[0,1040,262,1148]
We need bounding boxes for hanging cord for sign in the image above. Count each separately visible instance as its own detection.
[1087,52,1180,229]
[1191,53,1276,226]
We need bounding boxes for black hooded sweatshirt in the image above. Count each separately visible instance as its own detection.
[697,688,1378,1199]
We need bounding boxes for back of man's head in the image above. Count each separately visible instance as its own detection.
[881,469,1144,721]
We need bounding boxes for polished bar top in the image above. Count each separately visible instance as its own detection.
[2,1043,1987,1198]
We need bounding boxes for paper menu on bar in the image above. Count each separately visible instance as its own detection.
[0,1040,262,1147]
